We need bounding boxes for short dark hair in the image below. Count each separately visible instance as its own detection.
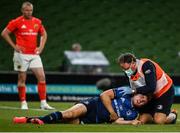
[117,53,136,64]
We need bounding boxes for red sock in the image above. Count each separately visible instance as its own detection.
[38,82,46,100]
[18,86,26,101]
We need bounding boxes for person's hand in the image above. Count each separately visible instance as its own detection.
[14,45,22,53]
[131,119,142,126]
[35,47,42,55]
[109,111,119,121]
[118,87,133,96]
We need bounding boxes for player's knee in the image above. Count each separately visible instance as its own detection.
[154,113,167,124]
[18,80,26,86]
[63,111,76,119]
[154,116,166,124]
[138,113,153,124]
[69,111,77,118]
[18,78,26,86]
[38,76,46,82]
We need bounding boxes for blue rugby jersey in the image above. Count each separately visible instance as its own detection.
[96,87,138,123]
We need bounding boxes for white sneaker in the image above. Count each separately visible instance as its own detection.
[40,102,55,110]
[21,101,28,110]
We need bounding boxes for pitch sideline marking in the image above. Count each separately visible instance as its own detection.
[0,105,52,111]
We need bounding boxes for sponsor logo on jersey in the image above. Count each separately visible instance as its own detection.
[145,69,151,74]
[113,99,121,117]
[21,24,26,29]
[120,97,125,103]
[21,32,38,35]
[157,104,163,110]
[126,110,132,116]
[34,24,39,30]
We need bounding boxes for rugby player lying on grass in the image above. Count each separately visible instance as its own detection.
[13,86,149,125]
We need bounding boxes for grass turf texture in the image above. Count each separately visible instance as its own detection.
[0,101,179,132]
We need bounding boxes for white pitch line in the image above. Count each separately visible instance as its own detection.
[0,106,51,111]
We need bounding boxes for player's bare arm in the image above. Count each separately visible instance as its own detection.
[35,29,47,54]
[1,28,21,53]
[100,89,118,121]
[113,118,142,125]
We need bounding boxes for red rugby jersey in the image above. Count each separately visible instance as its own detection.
[6,16,45,54]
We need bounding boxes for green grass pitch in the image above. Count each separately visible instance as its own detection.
[0,101,179,132]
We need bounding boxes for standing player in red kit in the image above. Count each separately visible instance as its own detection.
[1,1,54,110]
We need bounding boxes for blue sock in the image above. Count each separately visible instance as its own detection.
[39,111,62,123]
